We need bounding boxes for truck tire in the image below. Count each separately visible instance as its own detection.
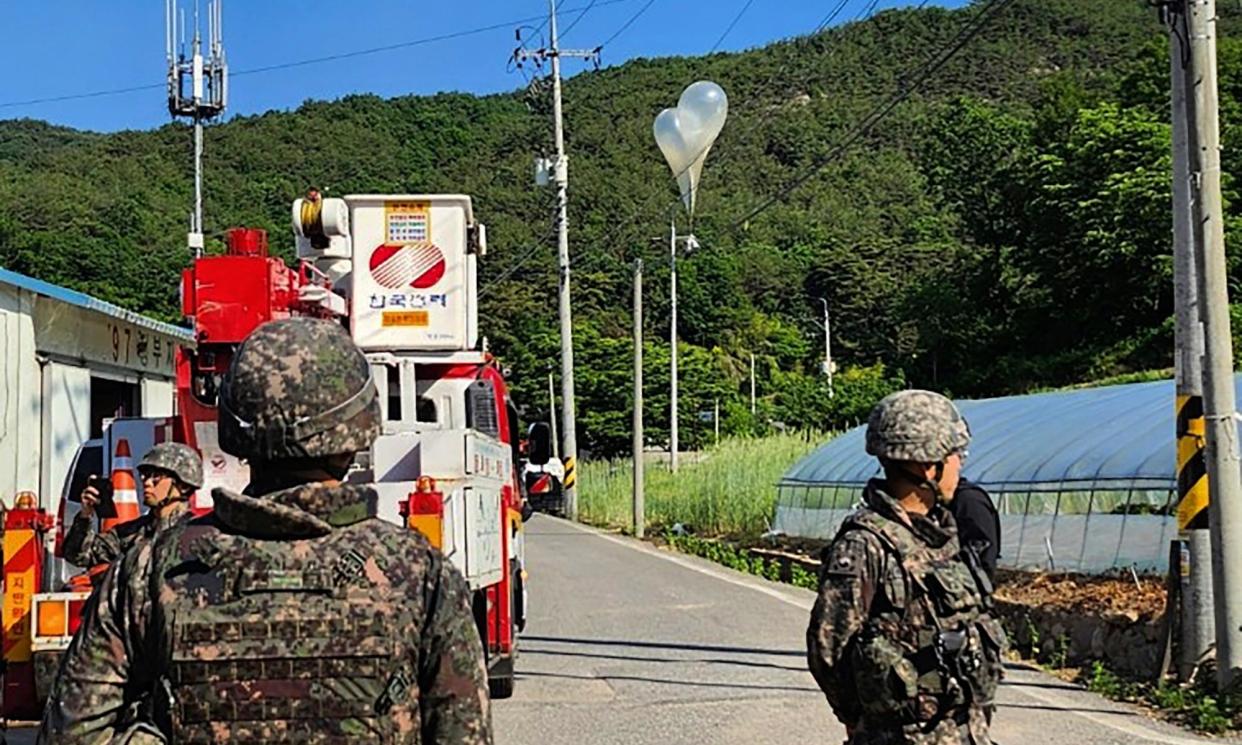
[473,585,517,700]
[489,672,515,699]
[487,561,520,699]
[512,559,526,633]
[549,481,566,518]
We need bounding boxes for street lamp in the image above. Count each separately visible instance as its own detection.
[820,298,834,399]
[651,230,698,472]
[668,228,698,472]
[653,81,727,472]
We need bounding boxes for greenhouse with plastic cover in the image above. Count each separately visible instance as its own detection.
[773,377,1233,574]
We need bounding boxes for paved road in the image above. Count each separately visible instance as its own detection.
[496,515,1242,745]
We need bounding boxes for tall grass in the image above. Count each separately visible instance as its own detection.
[578,433,825,538]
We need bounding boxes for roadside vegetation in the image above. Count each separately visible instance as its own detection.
[1080,660,1240,734]
[578,432,821,538]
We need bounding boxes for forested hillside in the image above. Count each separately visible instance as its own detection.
[1,1,1238,455]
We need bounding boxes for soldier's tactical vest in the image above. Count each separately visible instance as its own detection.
[148,519,425,744]
[836,509,1007,726]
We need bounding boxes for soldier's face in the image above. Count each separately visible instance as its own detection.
[140,469,177,507]
[939,452,963,500]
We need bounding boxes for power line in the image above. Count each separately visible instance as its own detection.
[0,3,615,111]
[599,0,659,51]
[479,228,561,297]
[852,0,883,25]
[532,0,634,40]
[229,19,534,77]
[709,0,757,53]
[816,0,855,34]
[727,0,880,160]
[0,82,165,110]
[560,0,600,41]
[488,1,657,296]
[728,0,1018,230]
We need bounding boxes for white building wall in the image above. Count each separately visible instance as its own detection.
[40,362,92,512]
[0,284,41,508]
[141,378,175,418]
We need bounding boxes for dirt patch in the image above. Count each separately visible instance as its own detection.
[748,536,1169,620]
[994,569,1166,620]
[652,530,1170,625]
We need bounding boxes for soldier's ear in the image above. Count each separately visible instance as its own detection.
[894,460,938,483]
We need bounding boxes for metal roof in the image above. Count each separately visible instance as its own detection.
[779,377,1230,493]
[0,267,194,342]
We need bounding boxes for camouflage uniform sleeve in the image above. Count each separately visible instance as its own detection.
[37,540,155,743]
[806,531,886,727]
[63,513,126,568]
[417,556,493,744]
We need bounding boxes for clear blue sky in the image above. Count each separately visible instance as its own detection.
[0,1,968,133]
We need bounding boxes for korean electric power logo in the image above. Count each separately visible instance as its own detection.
[369,241,446,289]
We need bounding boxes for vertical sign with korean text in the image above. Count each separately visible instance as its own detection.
[350,197,471,351]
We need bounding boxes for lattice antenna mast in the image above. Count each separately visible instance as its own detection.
[166,0,228,258]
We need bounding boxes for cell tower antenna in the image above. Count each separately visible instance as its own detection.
[166,0,228,259]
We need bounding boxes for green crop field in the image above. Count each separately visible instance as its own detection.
[578,433,824,538]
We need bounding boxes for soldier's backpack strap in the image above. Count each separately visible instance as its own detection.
[144,517,218,736]
[830,510,905,566]
[828,510,915,620]
[959,542,995,607]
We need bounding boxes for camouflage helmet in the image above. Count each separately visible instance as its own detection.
[865,389,971,463]
[218,317,380,461]
[138,442,204,490]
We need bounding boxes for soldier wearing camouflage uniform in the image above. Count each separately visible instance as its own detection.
[63,443,201,570]
[39,317,492,744]
[807,390,1006,745]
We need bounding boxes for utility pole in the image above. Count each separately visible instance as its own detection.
[750,353,756,415]
[1165,0,1213,681]
[167,0,227,258]
[633,259,644,538]
[548,371,560,460]
[1183,0,1242,689]
[820,298,834,399]
[513,0,597,518]
[670,215,679,472]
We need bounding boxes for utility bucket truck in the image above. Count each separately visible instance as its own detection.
[11,194,527,719]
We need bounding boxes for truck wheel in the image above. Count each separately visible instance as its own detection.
[512,560,526,633]
[488,562,522,699]
[489,673,515,699]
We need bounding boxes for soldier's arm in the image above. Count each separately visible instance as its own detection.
[63,514,126,569]
[417,558,493,745]
[62,512,99,567]
[37,541,152,742]
[806,532,885,726]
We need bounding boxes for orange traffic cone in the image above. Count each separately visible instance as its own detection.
[100,439,141,533]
